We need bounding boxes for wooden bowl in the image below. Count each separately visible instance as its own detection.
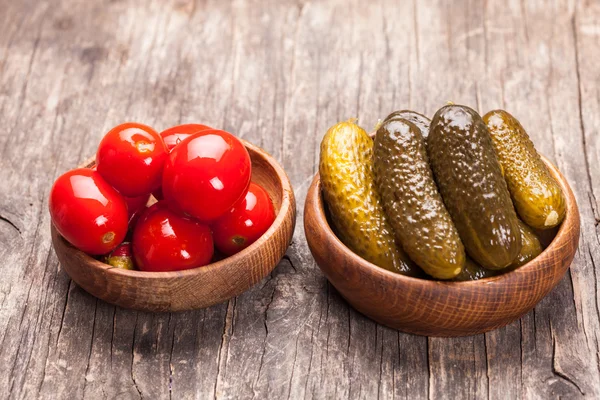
[51,140,296,312]
[304,156,579,337]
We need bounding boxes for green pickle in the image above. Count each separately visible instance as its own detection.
[383,110,431,138]
[455,221,542,280]
[373,118,465,279]
[427,105,522,270]
[454,258,497,281]
[483,110,566,230]
[509,220,543,269]
[319,119,416,275]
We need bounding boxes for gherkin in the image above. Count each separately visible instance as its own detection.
[454,258,498,281]
[383,110,431,139]
[373,118,464,279]
[427,105,522,270]
[484,110,565,230]
[509,220,543,269]
[319,119,416,275]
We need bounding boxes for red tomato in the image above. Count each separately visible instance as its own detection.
[160,123,212,152]
[49,168,129,255]
[132,202,214,272]
[105,242,135,270]
[212,183,275,256]
[162,129,251,222]
[152,124,212,200]
[124,194,149,219]
[96,122,168,197]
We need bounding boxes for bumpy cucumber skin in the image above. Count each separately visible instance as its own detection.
[509,220,543,268]
[483,110,566,230]
[373,119,465,279]
[427,105,522,270]
[383,110,431,138]
[454,258,497,281]
[319,120,416,275]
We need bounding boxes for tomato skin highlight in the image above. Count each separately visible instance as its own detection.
[153,124,212,200]
[132,202,214,272]
[49,168,129,255]
[212,183,275,256]
[161,129,251,222]
[160,123,212,152]
[96,122,168,197]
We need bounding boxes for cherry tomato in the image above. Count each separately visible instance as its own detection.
[96,122,168,197]
[212,183,275,256]
[162,129,251,222]
[124,194,149,219]
[132,202,214,272]
[151,124,213,201]
[160,123,212,152]
[49,168,129,255]
[105,242,135,270]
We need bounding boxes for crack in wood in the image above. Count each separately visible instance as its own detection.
[130,314,142,399]
[426,338,432,400]
[0,214,20,235]
[252,273,277,399]
[483,334,491,400]
[214,297,235,400]
[550,321,585,395]
[55,280,72,346]
[587,247,600,333]
[82,298,98,397]
[168,321,175,400]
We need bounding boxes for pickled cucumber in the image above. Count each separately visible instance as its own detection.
[454,258,497,281]
[510,220,543,268]
[483,110,565,229]
[427,105,522,270]
[319,119,415,274]
[374,118,465,279]
[383,110,430,138]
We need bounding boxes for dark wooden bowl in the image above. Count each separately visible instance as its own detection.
[304,156,579,337]
[51,140,296,312]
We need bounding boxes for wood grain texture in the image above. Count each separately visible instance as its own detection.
[305,157,579,336]
[1,0,599,398]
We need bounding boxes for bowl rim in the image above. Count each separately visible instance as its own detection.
[56,138,295,279]
[307,154,579,286]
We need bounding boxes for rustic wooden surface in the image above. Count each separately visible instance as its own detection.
[1,0,599,398]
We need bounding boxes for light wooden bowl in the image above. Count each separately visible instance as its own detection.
[51,140,296,312]
[304,156,579,337]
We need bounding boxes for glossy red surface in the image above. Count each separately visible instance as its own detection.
[96,122,168,197]
[124,194,150,219]
[105,241,135,270]
[49,168,128,255]
[212,182,275,255]
[132,202,214,272]
[160,123,212,152]
[161,129,251,222]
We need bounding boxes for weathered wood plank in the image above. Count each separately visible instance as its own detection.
[0,0,599,399]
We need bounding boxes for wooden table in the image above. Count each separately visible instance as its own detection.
[1,0,599,398]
